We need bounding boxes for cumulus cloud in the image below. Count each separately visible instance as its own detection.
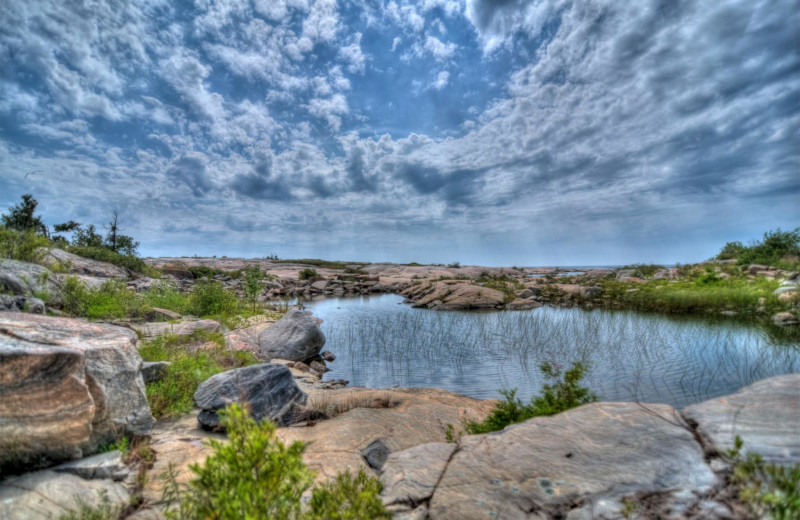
[0,0,796,263]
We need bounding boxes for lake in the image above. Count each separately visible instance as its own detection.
[304,294,800,408]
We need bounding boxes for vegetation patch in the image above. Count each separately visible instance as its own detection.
[274,258,368,270]
[140,331,259,418]
[468,362,598,434]
[717,228,800,269]
[162,404,390,520]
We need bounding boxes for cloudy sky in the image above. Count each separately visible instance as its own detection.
[0,0,797,265]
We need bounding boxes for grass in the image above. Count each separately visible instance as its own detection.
[140,331,259,418]
[467,362,598,433]
[476,274,525,303]
[620,263,666,278]
[294,391,396,421]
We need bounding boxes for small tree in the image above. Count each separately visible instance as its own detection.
[1,194,46,234]
[242,266,265,311]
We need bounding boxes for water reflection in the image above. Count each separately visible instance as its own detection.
[304,294,800,408]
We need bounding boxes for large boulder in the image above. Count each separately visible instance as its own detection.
[194,363,307,429]
[0,313,155,472]
[41,248,128,279]
[0,468,130,520]
[682,374,800,464]
[0,259,62,298]
[402,282,506,311]
[257,308,325,362]
[426,402,717,520]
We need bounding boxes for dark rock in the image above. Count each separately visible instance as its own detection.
[141,361,171,383]
[257,308,325,362]
[0,295,45,313]
[362,438,391,470]
[309,360,330,373]
[194,363,307,429]
[580,285,603,299]
[321,350,336,362]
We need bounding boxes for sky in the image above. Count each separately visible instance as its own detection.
[0,0,798,266]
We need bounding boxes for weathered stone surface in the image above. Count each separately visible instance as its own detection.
[52,450,129,481]
[0,259,61,298]
[257,308,326,362]
[194,363,307,429]
[381,442,456,510]
[132,319,221,339]
[682,374,800,464]
[225,320,272,352]
[579,286,603,299]
[42,248,128,279]
[772,311,799,326]
[151,307,182,320]
[506,298,542,310]
[141,361,171,383]
[0,469,129,520]
[427,402,717,520]
[0,313,154,470]
[402,282,506,310]
[0,294,45,313]
[277,387,495,481]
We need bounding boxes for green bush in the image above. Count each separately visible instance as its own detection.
[298,268,319,280]
[716,228,800,268]
[61,277,150,320]
[726,435,800,519]
[188,279,239,316]
[143,283,190,314]
[140,331,258,418]
[275,258,363,270]
[187,266,224,279]
[622,264,666,279]
[164,404,389,520]
[0,228,50,263]
[468,362,598,434]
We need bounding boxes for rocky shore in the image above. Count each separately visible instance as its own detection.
[1,306,798,519]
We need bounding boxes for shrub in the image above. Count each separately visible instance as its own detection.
[0,228,50,262]
[143,283,190,314]
[163,404,389,520]
[622,264,666,279]
[188,279,239,316]
[61,276,90,316]
[298,268,319,280]
[61,278,150,320]
[717,228,800,268]
[242,266,265,311]
[726,435,800,519]
[187,266,224,279]
[468,362,598,433]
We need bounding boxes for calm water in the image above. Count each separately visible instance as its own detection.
[304,294,800,408]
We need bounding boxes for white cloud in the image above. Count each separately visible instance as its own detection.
[423,35,457,61]
[338,33,366,74]
[307,93,349,131]
[431,70,450,90]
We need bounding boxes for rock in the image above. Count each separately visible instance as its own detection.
[772,312,799,326]
[427,402,717,520]
[506,298,542,310]
[778,291,797,303]
[321,350,336,362]
[257,308,326,362]
[579,286,603,299]
[53,450,129,481]
[0,313,154,472]
[381,442,456,511]
[141,361,171,383]
[132,319,221,339]
[42,248,128,279]
[362,438,391,470]
[0,258,61,298]
[0,469,130,520]
[653,269,676,279]
[151,307,182,320]
[0,294,45,313]
[276,387,495,481]
[194,363,307,429]
[225,320,273,352]
[516,287,541,299]
[402,282,506,311]
[615,268,635,280]
[309,360,330,373]
[682,374,800,464]
[747,264,771,274]
[310,279,329,292]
